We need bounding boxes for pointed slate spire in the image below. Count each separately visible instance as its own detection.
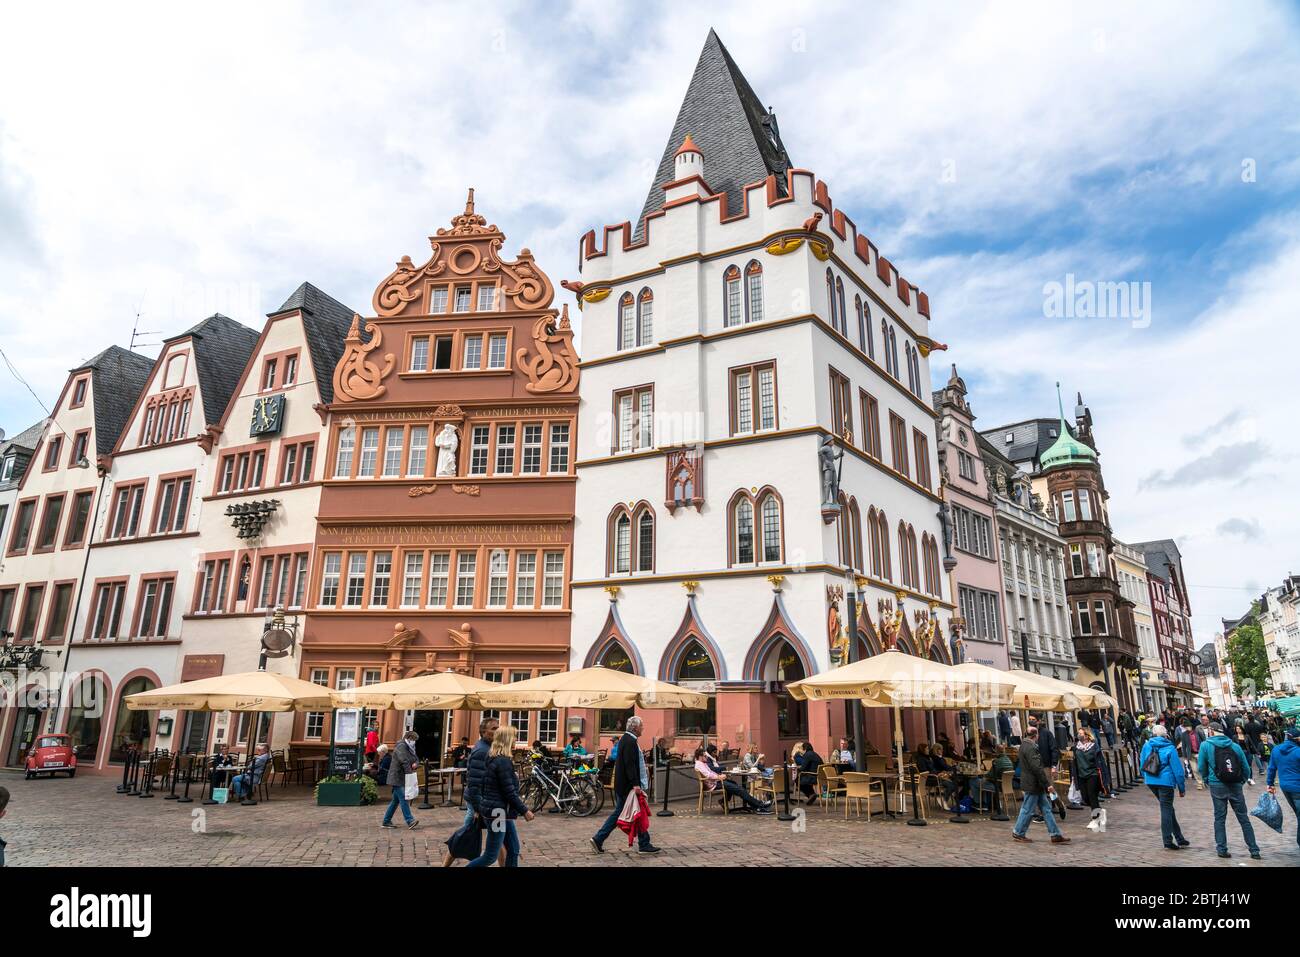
[636,29,792,234]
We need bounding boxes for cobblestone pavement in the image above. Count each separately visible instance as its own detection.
[2,770,1295,866]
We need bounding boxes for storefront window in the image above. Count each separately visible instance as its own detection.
[66,675,107,763]
[597,643,635,734]
[767,640,806,739]
[675,640,716,735]
[109,676,156,763]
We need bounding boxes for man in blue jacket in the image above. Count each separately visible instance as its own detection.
[1140,725,1187,851]
[1266,725,1300,848]
[1197,722,1260,860]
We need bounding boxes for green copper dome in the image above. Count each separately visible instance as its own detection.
[1039,384,1097,470]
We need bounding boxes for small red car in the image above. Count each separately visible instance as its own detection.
[24,733,78,779]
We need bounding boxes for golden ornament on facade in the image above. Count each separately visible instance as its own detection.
[581,286,612,303]
[333,314,395,402]
[603,585,621,601]
[682,580,700,595]
[766,574,785,591]
[808,239,830,261]
[765,237,804,256]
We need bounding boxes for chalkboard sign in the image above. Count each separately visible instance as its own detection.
[330,744,361,776]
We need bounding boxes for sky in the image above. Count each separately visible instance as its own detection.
[0,1,1296,645]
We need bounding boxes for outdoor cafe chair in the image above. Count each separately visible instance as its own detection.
[999,769,1019,815]
[840,772,884,820]
[817,765,846,813]
[696,769,732,815]
[753,767,783,803]
[865,754,890,775]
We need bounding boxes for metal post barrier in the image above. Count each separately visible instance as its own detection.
[127,750,143,796]
[138,750,157,798]
[656,748,674,818]
[202,755,219,806]
[777,750,795,822]
[165,752,181,800]
[906,767,927,826]
[177,753,195,804]
[418,759,434,810]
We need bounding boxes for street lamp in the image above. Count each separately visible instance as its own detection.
[1019,616,1029,671]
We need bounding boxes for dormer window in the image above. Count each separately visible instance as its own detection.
[71,377,89,408]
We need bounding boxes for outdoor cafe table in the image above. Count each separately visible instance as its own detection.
[426,766,466,807]
[296,755,328,783]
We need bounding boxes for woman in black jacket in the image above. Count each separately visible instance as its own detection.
[466,725,534,867]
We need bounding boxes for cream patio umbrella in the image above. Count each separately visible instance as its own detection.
[951,662,1081,772]
[1007,670,1113,711]
[124,670,334,713]
[330,671,498,711]
[787,651,1017,811]
[467,666,710,712]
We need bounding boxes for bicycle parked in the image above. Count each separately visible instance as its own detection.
[518,752,604,817]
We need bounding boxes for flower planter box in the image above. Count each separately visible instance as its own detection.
[316,781,364,807]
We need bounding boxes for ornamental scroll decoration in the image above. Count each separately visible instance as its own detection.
[372,188,555,317]
[333,314,395,402]
[517,305,580,394]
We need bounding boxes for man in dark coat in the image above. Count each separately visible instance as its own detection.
[1034,718,1061,771]
[380,731,421,830]
[997,711,1012,745]
[1011,728,1070,844]
[590,715,659,854]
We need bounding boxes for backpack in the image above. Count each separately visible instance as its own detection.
[1142,745,1164,776]
[1212,743,1244,784]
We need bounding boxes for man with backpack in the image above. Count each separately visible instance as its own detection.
[1197,722,1261,860]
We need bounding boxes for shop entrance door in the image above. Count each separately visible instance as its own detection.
[410,710,445,764]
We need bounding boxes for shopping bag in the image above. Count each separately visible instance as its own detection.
[1249,791,1283,833]
[212,787,229,804]
[1067,781,1081,805]
[403,772,419,800]
[445,819,484,860]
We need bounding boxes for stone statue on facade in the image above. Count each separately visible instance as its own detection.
[818,435,843,512]
[435,424,460,477]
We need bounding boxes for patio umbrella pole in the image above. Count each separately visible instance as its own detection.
[178,756,194,804]
[899,704,926,826]
[239,711,259,806]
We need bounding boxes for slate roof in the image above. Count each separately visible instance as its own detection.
[0,418,46,491]
[1133,539,1183,587]
[271,283,357,405]
[978,418,1070,472]
[636,29,792,235]
[166,314,260,426]
[76,345,155,456]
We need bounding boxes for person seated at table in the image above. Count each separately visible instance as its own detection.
[231,744,272,799]
[913,743,936,773]
[208,746,237,787]
[694,747,772,813]
[739,742,771,776]
[969,746,1014,808]
[936,732,961,761]
[978,730,997,756]
[792,742,823,804]
[564,733,588,758]
[832,737,857,772]
[364,744,391,783]
[450,737,472,768]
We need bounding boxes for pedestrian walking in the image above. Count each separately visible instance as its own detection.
[591,715,659,854]
[1197,722,1261,860]
[443,716,502,866]
[998,710,1012,745]
[465,724,535,867]
[1072,728,1105,831]
[0,784,9,867]
[1011,727,1070,845]
[1139,724,1188,851]
[380,730,421,831]
[1265,725,1300,850]
[1008,711,1022,746]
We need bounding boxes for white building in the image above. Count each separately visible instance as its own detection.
[1260,577,1300,695]
[181,283,353,755]
[0,346,153,769]
[568,31,955,756]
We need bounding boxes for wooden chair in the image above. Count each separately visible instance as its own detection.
[151,754,173,789]
[999,769,1019,815]
[841,772,884,819]
[696,770,731,815]
[752,767,784,803]
[865,754,891,775]
[817,765,846,813]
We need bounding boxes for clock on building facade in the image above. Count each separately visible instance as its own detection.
[250,393,285,436]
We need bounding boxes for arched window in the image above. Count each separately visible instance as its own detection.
[905,342,916,394]
[889,326,899,379]
[597,641,636,733]
[825,269,837,332]
[898,523,919,590]
[881,318,889,370]
[637,288,654,347]
[66,674,107,764]
[863,300,874,359]
[855,296,865,352]
[835,277,846,336]
[109,675,156,763]
[838,493,852,566]
[675,640,717,735]
[848,498,864,572]
[745,261,764,323]
[613,511,631,574]
[764,639,807,739]
[868,507,883,577]
[723,265,742,327]
[636,507,654,573]
[877,510,892,581]
[759,493,782,563]
[735,497,755,564]
[617,293,635,350]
